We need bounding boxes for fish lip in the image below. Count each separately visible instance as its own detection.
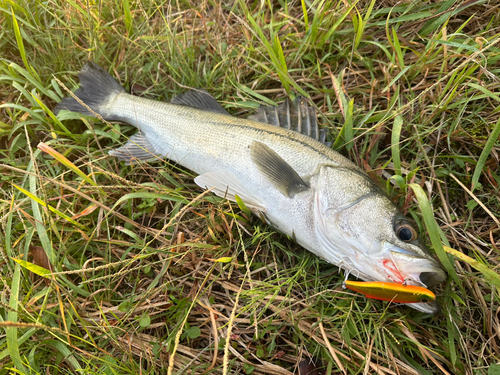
[407,300,441,315]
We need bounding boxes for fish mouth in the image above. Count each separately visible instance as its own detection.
[419,270,447,288]
[400,268,447,288]
[387,247,447,288]
[379,247,446,315]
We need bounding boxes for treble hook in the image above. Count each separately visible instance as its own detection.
[342,270,352,289]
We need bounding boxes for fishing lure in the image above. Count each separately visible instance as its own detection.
[343,280,436,304]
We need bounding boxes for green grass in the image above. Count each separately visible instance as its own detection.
[1,0,500,374]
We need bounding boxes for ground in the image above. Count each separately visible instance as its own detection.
[0,1,499,374]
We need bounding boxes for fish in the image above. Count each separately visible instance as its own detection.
[343,280,436,304]
[55,62,447,313]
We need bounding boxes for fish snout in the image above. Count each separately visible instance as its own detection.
[419,270,447,288]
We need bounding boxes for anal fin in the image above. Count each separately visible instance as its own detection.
[109,132,159,164]
[194,170,266,212]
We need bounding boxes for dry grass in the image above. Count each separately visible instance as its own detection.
[1,0,500,374]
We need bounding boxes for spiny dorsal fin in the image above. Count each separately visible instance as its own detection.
[108,132,159,164]
[248,97,329,145]
[171,89,230,115]
[250,141,308,198]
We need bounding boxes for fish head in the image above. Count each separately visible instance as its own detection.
[312,166,446,311]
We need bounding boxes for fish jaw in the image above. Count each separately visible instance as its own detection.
[408,300,441,314]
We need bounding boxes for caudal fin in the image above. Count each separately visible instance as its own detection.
[55,61,125,120]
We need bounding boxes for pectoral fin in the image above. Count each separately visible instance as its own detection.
[250,141,308,198]
[194,170,266,211]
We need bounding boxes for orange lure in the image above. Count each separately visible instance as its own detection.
[344,280,436,304]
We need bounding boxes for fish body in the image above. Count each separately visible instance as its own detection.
[344,280,436,304]
[56,62,446,313]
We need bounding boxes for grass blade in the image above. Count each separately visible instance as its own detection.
[467,82,500,103]
[37,142,97,186]
[11,257,51,277]
[28,166,56,265]
[471,117,500,191]
[391,27,405,70]
[354,0,376,49]
[30,94,71,137]
[123,0,133,36]
[442,246,500,289]
[47,339,83,371]
[12,183,88,230]
[344,99,354,151]
[333,99,354,150]
[244,11,307,97]
[8,62,58,102]
[320,0,359,46]
[4,196,15,268]
[418,0,455,36]
[391,115,403,176]
[382,66,411,93]
[234,194,251,218]
[10,6,34,79]
[408,183,459,284]
[301,0,308,30]
[6,264,28,374]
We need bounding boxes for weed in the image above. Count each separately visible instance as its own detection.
[1,1,499,374]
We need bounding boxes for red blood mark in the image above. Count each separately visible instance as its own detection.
[382,260,404,283]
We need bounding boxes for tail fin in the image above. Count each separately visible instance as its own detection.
[55,61,125,120]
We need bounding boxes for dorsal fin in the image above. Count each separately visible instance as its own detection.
[248,97,329,145]
[171,89,230,115]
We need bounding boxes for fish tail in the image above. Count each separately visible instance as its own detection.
[55,61,125,120]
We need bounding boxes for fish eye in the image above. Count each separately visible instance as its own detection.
[395,223,418,242]
[421,298,429,303]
